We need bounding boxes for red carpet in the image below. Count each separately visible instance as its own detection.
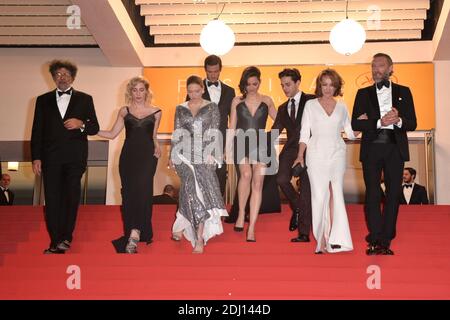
[0,204,449,300]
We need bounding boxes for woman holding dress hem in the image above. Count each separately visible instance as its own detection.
[169,75,228,254]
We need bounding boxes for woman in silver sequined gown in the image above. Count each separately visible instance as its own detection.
[170,76,228,254]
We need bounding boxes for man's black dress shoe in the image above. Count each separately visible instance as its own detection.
[378,247,394,255]
[289,209,300,231]
[291,234,310,242]
[43,247,65,254]
[56,240,71,251]
[365,243,380,256]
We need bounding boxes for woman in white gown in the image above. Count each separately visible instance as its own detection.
[293,69,362,254]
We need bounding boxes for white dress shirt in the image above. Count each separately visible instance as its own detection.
[376,81,402,129]
[288,91,302,119]
[1,186,10,203]
[206,81,221,105]
[55,87,72,118]
[403,182,415,204]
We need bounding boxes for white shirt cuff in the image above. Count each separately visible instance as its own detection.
[376,119,382,129]
[395,117,403,128]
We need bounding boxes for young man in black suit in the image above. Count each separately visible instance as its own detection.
[351,53,417,255]
[272,68,315,242]
[31,60,99,254]
[0,174,14,206]
[200,55,236,197]
[400,167,429,204]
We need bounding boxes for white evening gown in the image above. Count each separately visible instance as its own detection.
[299,98,355,253]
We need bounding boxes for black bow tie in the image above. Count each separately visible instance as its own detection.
[57,89,72,96]
[403,184,412,189]
[376,80,390,90]
[207,81,219,87]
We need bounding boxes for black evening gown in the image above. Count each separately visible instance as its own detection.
[227,101,281,222]
[112,108,159,253]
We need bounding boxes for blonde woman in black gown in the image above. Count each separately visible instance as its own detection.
[98,76,161,253]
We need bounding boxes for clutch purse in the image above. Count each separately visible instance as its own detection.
[291,163,307,177]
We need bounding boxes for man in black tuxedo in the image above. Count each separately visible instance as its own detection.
[31,60,99,254]
[352,53,417,255]
[400,167,429,204]
[200,55,235,197]
[153,184,178,205]
[0,174,14,206]
[272,68,315,242]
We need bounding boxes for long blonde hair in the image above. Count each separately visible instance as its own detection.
[125,76,152,104]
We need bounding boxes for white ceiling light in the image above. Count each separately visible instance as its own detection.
[329,0,366,56]
[200,4,235,56]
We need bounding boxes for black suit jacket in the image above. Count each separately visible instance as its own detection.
[272,93,316,155]
[31,89,99,166]
[351,83,417,162]
[400,183,429,204]
[0,188,14,205]
[200,80,236,146]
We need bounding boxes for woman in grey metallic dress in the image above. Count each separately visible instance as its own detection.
[170,75,228,254]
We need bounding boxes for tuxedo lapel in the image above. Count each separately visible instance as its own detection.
[368,85,381,118]
[63,89,79,120]
[391,83,400,113]
[49,89,64,122]
[217,81,226,106]
[410,185,419,203]
[295,93,307,126]
[202,79,212,101]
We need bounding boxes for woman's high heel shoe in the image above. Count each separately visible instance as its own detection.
[233,226,244,232]
[246,230,256,242]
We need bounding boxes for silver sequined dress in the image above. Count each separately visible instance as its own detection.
[171,101,228,246]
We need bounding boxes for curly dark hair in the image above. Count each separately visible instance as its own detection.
[238,66,261,99]
[49,59,78,78]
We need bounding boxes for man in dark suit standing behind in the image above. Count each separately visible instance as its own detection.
[0,174,14,206]
[31,60,99,254]
[400,167,429,204]
[272,68,315,242]
[352,53,417,255]
[200,55,235,197]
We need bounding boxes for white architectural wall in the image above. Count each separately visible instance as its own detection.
[434,61,450,204]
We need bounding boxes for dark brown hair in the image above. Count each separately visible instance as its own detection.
[204,55,222,70]
[239,66,261,99]
[186,75,204,88]
[278,68,301,83]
